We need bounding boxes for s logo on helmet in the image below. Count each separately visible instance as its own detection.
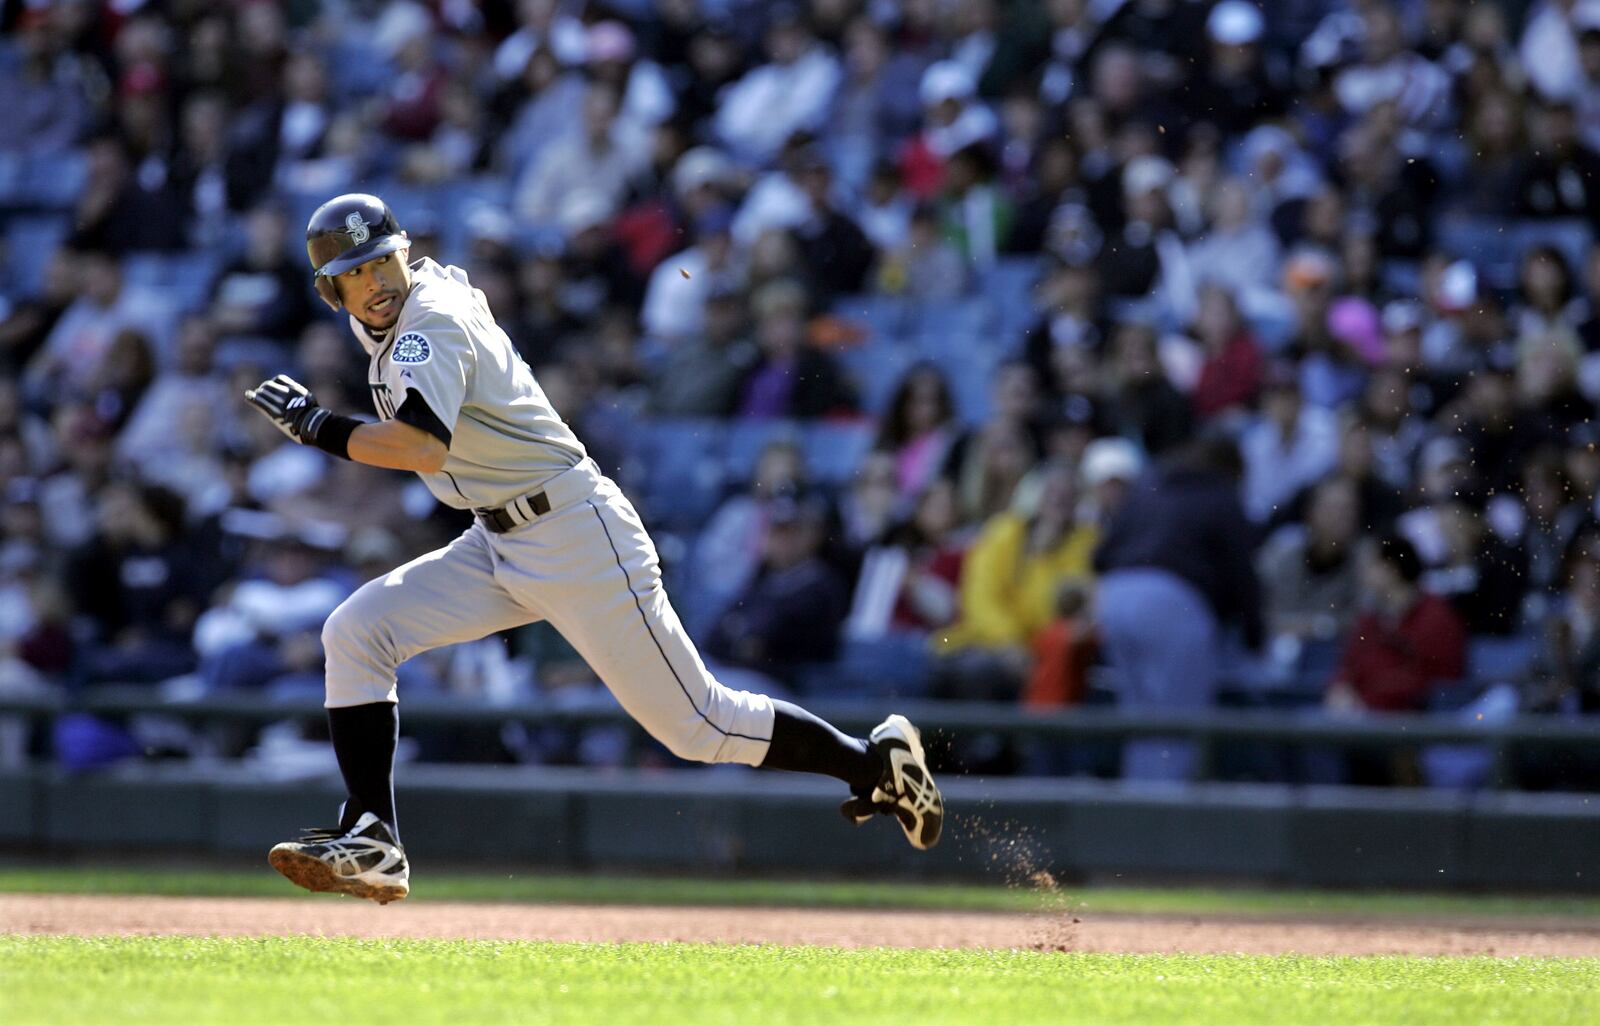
[392,333,431,364]
[345,212,371,244]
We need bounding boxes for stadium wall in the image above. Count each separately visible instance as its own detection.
[3,767,1597,892]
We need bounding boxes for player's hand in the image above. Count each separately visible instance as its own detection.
[245,373,332,445]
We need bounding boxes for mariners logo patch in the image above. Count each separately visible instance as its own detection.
[345,212,371,244]
[392,332,431,364]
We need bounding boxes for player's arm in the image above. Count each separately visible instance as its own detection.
[245,373,447,474]
[347,419,447,473]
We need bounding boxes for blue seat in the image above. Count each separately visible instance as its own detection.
[910,296,991,341]
[793,634,933,701]
[0,152,25,205]
[803,421,876,485]
[832,293,913,344]
[630,418,727,529]
[1513,219,1593,281]
[1435,217,1517,289]
[836,341,918,416]
[22,152,87,210]
[121,252,221,313]
[5,215,70,297]
[982,257,1042,334]
[724,419,804,483]
[1467,634,1538,685]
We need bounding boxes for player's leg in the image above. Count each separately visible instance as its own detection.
[269,526,538,902]
[493,479,942,848]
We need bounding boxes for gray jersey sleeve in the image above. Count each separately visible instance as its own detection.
[380,313,472,443]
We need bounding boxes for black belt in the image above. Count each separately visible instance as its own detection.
[475,489,552,533]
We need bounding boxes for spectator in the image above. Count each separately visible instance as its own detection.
[1189,284,1265,421]
[69,482,222,684]
[936,461,1096,700]
[514,81,648,230]
[2,10,99,156]
[25,250,170,402]
[1259,476,1366,684]
[1185,1,1288,137]
[1080,436,1144,526]
[875,203,967,299]
[899,60,998,199]
[1425,501,1529,637]
[946,418,1038,528]
[1094,434,1261,781]
[714,10,842,165]
[734,279,856,419]
[1100,156,1196,322]
[208,206,319,346]
[1518,98,1600,220]
[1527,551,1600,713]
[876,363,960,504]
[706,489,847,687]
[792,152,876,302]
[651,287,757,416]
[1104,321,1194,457]
[193,530,350,694]
[582,20,675,137]
[1188,179,1282,311]
[0,249,79,376]
[847,476,966,638]
[641,204,741,344]
[1327,531,1466,713]
[1241,369,1339,522]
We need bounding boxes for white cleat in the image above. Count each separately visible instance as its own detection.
[268,812,410,904]
[842,714,945,850]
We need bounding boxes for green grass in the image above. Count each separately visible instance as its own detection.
[4,866,1600,921]
[2,937,1594,1026]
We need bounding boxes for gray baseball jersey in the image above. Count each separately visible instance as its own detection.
[348,257,585,509]
[325,255,776,768]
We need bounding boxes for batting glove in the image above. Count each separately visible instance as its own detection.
[245,373,333,446]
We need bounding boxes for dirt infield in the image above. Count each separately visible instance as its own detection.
[6,894,1600,957]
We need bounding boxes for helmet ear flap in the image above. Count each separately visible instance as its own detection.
[314,276,340,311]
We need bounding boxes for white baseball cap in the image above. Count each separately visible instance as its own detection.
[1122,155,1175,198]
[1082,438,1145,487]
[1208,1,1264,46]
[672,146,733,197]
[920,61,976,106]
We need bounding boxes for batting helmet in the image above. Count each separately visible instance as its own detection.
[305,193,408,308]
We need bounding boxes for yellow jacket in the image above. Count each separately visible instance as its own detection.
[938,514,1097,651]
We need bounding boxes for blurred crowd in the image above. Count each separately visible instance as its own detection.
[5,0,1600,787]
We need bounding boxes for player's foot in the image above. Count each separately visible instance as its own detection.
[841,714,944,850]
[267,812,410,904]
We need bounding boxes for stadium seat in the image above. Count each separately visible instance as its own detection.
[4,214,70,297]
[981,257,1042,335]
[831,294,913,344]
[1513,219,1593,281]
[910,296,991,342]
[802,421,876,485]
[21,152,88,211]
[629,418,727,529]
[724,419,804,483]
[1435,217,1517,289]
[1466,634,1538,685]
[836,341,919,416]
[122,252,222,314]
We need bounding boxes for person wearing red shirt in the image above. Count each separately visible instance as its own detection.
[1327,532,1466,712]
[1191,284,1264,420]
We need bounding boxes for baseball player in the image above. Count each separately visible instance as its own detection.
[248,195,943,904]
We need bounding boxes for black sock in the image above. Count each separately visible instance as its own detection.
[759,700,882,794]
[327,702,399,837]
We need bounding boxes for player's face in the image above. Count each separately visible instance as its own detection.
[335,250,412,330]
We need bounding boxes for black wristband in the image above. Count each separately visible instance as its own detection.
[310,413,361,460]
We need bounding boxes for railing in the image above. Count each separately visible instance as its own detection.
[5,687,1599,789]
